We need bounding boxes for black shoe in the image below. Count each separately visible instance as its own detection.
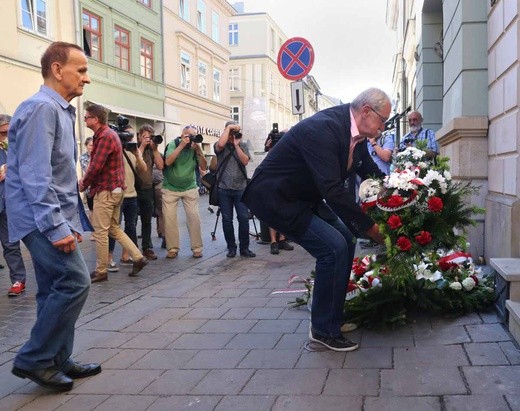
[130,257,148,277]
[270,242,279,255]
[278,240,294,251]
[12,366,73,391]
[309,330,359,352]
[161,238,166,249]
[240,249,256,258]
[226,248,236,258]
[63,361,102,379]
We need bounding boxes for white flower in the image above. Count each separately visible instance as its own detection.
[449,281,462,290]
[443,171,452,181]
[428,188,436,197]
[415,262,443,282]
[462,277,476,291]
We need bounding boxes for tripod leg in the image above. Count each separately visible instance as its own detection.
[250,214,260,240]
[211,207,220,240]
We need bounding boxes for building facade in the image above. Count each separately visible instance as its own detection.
[162,0,235,156]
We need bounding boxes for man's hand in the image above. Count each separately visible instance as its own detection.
[52,234,77,253]
[365,223,385,245]
[78,178,85,192]
[73,232,83,243]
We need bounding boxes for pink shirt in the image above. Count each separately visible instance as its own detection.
[348,109,364,170]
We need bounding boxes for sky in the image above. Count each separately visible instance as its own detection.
[235,0,397,103]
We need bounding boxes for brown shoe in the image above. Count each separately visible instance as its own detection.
[90,271,107,283]
[192,251,203,258]
[129,257,148,277]
[166,250,178,259]
[143,249,157,260]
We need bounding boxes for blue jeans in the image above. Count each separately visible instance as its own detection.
[14,230,90,371]
[109,196,138,253]
[292,214,356,338]
[218,188,249,251]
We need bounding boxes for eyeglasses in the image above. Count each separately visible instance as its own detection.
[368,106,387,124]
[84,115,96,121]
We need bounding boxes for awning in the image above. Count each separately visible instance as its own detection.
[86,101,180,125]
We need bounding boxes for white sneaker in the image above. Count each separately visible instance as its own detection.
[107,261,119,272]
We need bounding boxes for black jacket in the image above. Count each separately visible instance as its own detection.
[242,104,384,238]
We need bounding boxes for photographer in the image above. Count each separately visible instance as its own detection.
[215,121,255,258]
[162,125,206,259]
[134,124,164,261]
[263,125,294,255]
[398,111,438,159]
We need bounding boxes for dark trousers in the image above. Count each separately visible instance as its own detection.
[137,188,154,251]
[0,210,26,283]
[218,188,249,251]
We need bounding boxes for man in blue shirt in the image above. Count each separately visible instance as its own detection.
[399,111,439,158]
[7,42,101,391]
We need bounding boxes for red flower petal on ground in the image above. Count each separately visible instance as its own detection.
[396,236,412,251]
[428,196,444,212]
[387,214,402,229]
[415,230,432,246]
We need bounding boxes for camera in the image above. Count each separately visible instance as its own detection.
[268,122,283,148]
[152,134,163,145]
[230,130,242,139]
[175,133,203,150]
[109,115,135,150]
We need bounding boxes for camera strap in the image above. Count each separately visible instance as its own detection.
[123,150,140,186]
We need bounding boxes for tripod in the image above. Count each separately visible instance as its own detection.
[210,207,260,241]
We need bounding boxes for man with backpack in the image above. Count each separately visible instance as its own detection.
[214,121,255,258]
[162,125,206,259]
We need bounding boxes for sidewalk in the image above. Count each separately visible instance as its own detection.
[0,195,519,411]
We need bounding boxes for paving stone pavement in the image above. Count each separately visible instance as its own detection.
[0,196,519,410]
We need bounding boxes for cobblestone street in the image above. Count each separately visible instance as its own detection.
[0,196,519,411]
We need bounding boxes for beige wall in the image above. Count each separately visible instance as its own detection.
[162,0,233,155]
[0,1,76,115]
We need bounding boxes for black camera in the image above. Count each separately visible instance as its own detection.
[268,123,283,148]
[109,115,135,150]
[175,133,203,150]
[230,130,242,139]
[152,134,163,145]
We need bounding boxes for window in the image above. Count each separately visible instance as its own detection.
[269,72,275,95]
[21,0,48,36]
[211,11,219,43]
[230,106,240,123]
[213,69,221,102]
[180,51,191,89]
[138,0,151,7]
[197,0,206,33]
[83,10,102,61]
[114,25,130,71]
[198,61,208,97]
[229,67,239,91]
[179,0,189,22]
[140,38,154,79]
[270,28,275,52]
[228,23,238,46]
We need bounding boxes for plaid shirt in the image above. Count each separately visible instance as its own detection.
[82,124,125,196]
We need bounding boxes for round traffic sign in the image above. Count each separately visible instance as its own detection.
[277,37,315,81]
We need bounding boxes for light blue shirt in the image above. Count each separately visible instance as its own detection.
[399,127,439,154]
[366,133,395,175]
[6,85,83,243]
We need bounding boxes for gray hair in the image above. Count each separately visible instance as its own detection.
[351,88,390,112]
[0,114,11,127]
[225,120,237,128]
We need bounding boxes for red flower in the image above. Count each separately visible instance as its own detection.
[415,230,432,246]
[352,262,367,276]
[347,280,358,292]
[396,236,412,251]
[387,214,402,229]
[438,259,457,271]
[428,196,444,212]
[387,195,404,208]
[471,275,479,285]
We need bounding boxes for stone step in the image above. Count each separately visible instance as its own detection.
[490,258,520,301]
[506,300,520,345]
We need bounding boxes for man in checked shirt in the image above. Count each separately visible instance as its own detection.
[79,103,148,282]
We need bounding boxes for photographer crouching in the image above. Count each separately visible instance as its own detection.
[263,124,294,255]
[215,121,255,258]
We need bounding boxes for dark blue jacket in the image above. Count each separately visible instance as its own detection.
[242,104,384,238]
